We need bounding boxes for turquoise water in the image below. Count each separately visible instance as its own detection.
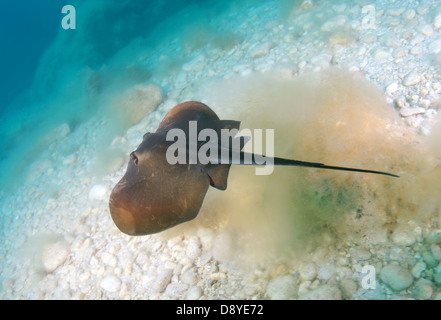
[1,0,441,300]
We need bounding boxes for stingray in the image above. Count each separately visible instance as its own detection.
[109,101,399,236]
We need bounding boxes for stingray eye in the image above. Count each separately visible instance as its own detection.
[143,132,151,140]
[130,152,139,165]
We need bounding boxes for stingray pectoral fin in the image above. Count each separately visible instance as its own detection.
[199,164,231,190]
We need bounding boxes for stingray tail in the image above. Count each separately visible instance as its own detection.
[235,152,399,178]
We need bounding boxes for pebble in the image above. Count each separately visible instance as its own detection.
[299,263,317,281]
[431,244,441,261]
[400,107,426,117]
[165,283,188,299]
[152,269,173,293]
[88,184,108,201]
[185,236,202,260]
[42,240,70,273]
[100,275,121,293]
[427,230,441,244]
[186,286,202,300]
[391,228,416,246]
[300,284,342,300]
[379,265,414,291]
[411,279,433,299]
[411,261,426,278]
[434,12,441,29]
[403,72,421,86]
[265,275,297,300]
[385,82,399,95]
[428,39,441,55]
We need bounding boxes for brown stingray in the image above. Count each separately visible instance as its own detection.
[109,101,398,236]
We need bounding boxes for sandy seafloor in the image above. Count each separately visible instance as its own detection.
[2,0,441,300]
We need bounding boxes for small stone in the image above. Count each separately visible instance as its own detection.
[266,275,297,300]
[185,236,202,260]
[350,247,372,261]
[300,284,342,300]
[165,283,188,299]
[387,7,405,16]
[427,230,441,244]
[251,42,273,59]
[374,48,391,60]
[42,240,70,272]
[152,269,173,293]
[404,9,416,20]
[403,72,421,86]
[380,265,414,291]
[420,24,434,36]
[411,261,426,278]
[186,286,202,300]
[320,15,348,32]
[434,13,441,29]
[400,107,426,117]
[428,39,441,55]
[299,263,317,281]
[391,228,416,246]
[386,82,399,95]
[63,154,77,165]
[411,279,433,299]
[422,249,438,268]
[340,279,357,299]
[431,244,441,261]
[100,275,121,293]
[88,184,108,201]
[101,252,118,268]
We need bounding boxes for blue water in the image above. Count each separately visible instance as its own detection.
[0,0,269,196]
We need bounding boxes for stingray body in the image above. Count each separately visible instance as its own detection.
[109,101,398,236]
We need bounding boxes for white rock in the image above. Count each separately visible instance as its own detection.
[250,42,273,59]
[403,72,421,86]
[88,184,108,201]
[386,82,399,95]
[427,230,441,244]
[404,9,416,20]
[374,48,391,60]
[185,236,202,260]
[431,244,441,261]
[391,228,416,246]
[428,39,441,54]
[266,275,297,300]
[400,107,426,117]
[300,284,342,300]
[350,247,372,261]
[42,240,70,272]
[299,263,317,281]
[387,7,405,16]
[380,265,413,291]
[434,12,441,29]
[186,286,202,300]
[411,279,433,299]
[101,252,118,267]
[420,24,434,36]
[320,15,348,32]
[63,154,77,165]
[100,275,121,293]
[411,261,426,278]
[197,228,215,252]
[165,283,188,298]
[152,269,173,293]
